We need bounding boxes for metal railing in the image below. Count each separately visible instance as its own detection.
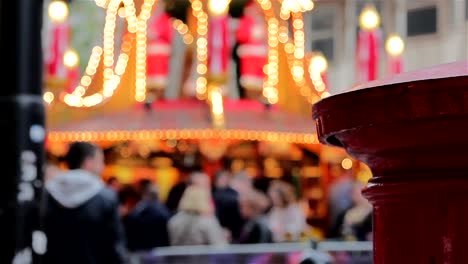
[128,241,373,264]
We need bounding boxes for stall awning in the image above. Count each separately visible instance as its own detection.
[47,99,317,144]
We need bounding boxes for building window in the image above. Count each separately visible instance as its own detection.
[407,6,437,36]
[466,0,468,19]
[312,38,334,61]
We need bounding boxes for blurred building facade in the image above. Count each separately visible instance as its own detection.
[304,0,468,94]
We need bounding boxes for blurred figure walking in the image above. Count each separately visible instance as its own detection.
[43,142,127,264]
[123,182,171,251]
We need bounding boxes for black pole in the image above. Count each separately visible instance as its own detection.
[0,0,45,263]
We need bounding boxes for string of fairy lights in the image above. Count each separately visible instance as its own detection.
[48,129,319,144]
[45,0,328,109]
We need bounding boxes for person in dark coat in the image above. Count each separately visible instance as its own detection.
[43,142,127,264]
[238,189,273,244]
[212,171,245,243]
[123,183,171,251]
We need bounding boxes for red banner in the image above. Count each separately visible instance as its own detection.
[46,22,70,81]
[387,56,403,75]
[356,29,381,83]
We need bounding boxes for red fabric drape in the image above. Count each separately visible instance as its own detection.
[46,22,70,80]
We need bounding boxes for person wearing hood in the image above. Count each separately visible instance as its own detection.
[43,142,127,264]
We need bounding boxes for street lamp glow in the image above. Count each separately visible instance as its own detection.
[48,1,69,23]
[359,4,380,31]
[63,49,80,68]
[208,0,231,16]
[386,34,405,57]
[310,53,328,74]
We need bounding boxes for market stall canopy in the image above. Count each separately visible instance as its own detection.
[48,99,318,144]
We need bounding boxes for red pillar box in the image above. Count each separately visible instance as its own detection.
[313,61,468,263]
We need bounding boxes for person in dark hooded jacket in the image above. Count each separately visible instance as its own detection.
[43,142,127,264]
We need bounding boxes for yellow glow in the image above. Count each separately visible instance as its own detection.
[310,53,328,73]
[341,158,353,170]
[208,0,231,16]
[320,91,331,99]
[63,49,80,68]
[210,88,224,116]
[118,6,126,18]
[190,0,209,99]
[55,0,158,107]
[359,4,380,31]
[386,34,405,57]
[48,1,69,23]
[49,129,318,145]
[281,0,314,14]
[43,92,55,104]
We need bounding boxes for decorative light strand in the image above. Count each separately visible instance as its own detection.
[56,0,158,107]
[172,19,194,44]
[209,85,225,128]
[277,2,322,104]
[190,0,209,99]
[256,0,279,104]
[48,129,319,144]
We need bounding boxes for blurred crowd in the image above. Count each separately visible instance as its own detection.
[114,164,312,250]
[43,141,372,263]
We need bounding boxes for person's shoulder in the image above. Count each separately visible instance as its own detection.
[94,186,120,208]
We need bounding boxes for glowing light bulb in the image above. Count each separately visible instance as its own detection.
[310,53,328,74]
[63,49,80,68]
[341,158,353,170]
[359,4,380,31]
[43,92,55,104]
[386,34,405,57]
[48,1,69,23]
[208,0,231,16]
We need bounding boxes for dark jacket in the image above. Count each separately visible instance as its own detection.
[165,182,187,214]
[43,170,127,264]
[123,200,171,251]
[213,187,244,242]
[238,216,273,244]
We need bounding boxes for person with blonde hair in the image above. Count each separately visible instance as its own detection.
[168,185,227,246]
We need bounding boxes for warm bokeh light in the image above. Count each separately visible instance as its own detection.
[386,34,405,57]
[48,1,69,23]
[310,53,328,74]
[341,158,353,170]
[43,92,55,104]
[48,129,319,144]
[208,0,231,16]
[359,4,380,31]
[63,49,80,68]
[118,6,126,18]
[55,0,157,107]
[281,0,314,14]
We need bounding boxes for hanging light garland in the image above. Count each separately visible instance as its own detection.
[47,0,326,109]
[281,0,327,104]
[48,0,158,107]
[190,0,209,100]
[255,0,279,105]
